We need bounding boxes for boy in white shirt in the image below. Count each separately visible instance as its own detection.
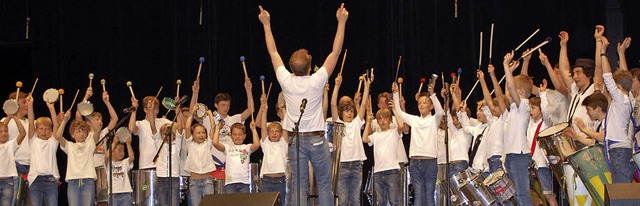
[106,135,135,206]
[330,74,370,206]
[392,79,444,206]
[257,95,288,205]
[528,95,558,206]
[2,91,31,206]
[55,111,100,206]
[363,106,405,206]
[570,92,608,143]
[0,115,27,205]
[155,118,184,206]
[213,121,260,194]
[184,108,217,206]
[128,96,172,170]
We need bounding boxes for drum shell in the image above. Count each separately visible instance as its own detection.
[563,163,595,206]
[133,169,157,206]
[2,100,19,115]
[95,167,109,203]
[249,163,261,193]
[436,164,466,206]
[537,133,577,163]
[567,145,611,206]
[210,167,226,194]
[458,174,495,206]
[483,169,515,203]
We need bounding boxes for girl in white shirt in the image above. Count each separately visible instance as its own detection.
[184,108,217,206]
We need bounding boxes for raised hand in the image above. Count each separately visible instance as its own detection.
[335,74,343,86]
[594,25,605,40]
[391,82,399,93]
[601,36,610,54]
[131,97,139,108]
[538,49,549,65]
[336,3,349,23]
[559,31,569,46]
[488,64,495,75]
[258,6,271,25]
[244,77,252,91]
[83,87,93,101]
[617,37,632,54]
[476,69,485,80]
[192,80,200,93]
[102,91,110,103]
[522,48,532,62]
[540,79,548,92]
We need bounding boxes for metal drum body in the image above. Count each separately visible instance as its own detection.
[179,176,190,204]
[458,173,495,206]
[133,169,157,206]
[364,171,374,205]
[537,122,576,184]
[483,169,515,203]
[210,167,226,194]
[436,164,465,206]
[309,121,345,205]
[563,163,595,206]
[250,163,261,193]
[567,145,611,206]
[95,167,109,203]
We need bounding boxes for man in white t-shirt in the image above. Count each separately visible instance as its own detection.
[128,96,172,170]
[259,4,348,206]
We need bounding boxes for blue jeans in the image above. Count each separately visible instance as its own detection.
[505,153,533,206]
[409,158,437,206]
[112,192,132,206]
[0,177,14,206]
[189,177,214,206]
[536,167,554,195]
[337,161,362,206]
[609,148,635,183]
[225,183,249,194]
[488,155,503,173]
[67,178,95,206]
[289,135,333,206]
[262,176,286,205]
[374,169,400,206]
[29,175,58,206]
[156,177,180,206]
[447,161,468,178]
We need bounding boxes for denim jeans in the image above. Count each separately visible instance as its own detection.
[0,177,14,206]
[189,177,214,206]
[409,158,437,206]
[156,177,180,206]
[225,183,249,194]
[29,175,58,206]
[67,178,95,206]
[447,161,468,178]
[112,192,132,206]
[536,167,554,195]
[262,176,286,205]
[609,148,635,183]
[289,135,333,206]
[12,163,29,206]
[488,155,503,173]
[374,169,400,206]
[337,161,362,206]
[505,153,533,206]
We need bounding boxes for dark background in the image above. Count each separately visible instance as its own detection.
[2,0,639,205]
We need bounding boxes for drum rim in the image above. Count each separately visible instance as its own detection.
[3,100,18,114]
[537,122,570,137]
[565,144,603,160]
[43,88,59,103]
[483,170,505,185]
[78,101,94,116]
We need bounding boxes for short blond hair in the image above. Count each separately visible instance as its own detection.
[35,117,53,129]
[514,75,533,98]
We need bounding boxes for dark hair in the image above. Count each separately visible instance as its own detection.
[582,92,608,111]
[214,93,231,104]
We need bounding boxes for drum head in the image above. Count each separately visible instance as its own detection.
[196,103,207,118]
[2,100,19,115]
[116,127,131,143]
[538,122,569,137]
[43,88,59,103]
[77,101,94,116]
[162,97,176,110]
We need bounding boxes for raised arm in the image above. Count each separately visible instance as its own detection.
[258,6,286,71]
[76,87,93,121]
[323,84,329,119]
[321,3,349,76]
[55,111,71,148]
[539,49,569,96]
[128,97,139,135]
[249,121,261,152]
[391,103,406,134]
[362,111,373,144]
[27,95,36,138]
[175,103,184,135]
[488,65,507,113]
[126,136,135,163]
[189,80,200,111]
[102,91,119,130]
[87,114,101,143]
[617,37,631,71]
[184,106,196,140]
[256,94,267,129]
[503,51,521,106]
[477,69,495,111]
[357,77,371,121]
[520,49,532,76]
[260,98,268,142]
[331,74,342,122]
[538,79,554,125]
[240,78,255,121]
[212,117,225,152]
[594,25,605,85]
[558,31,574,89]
[450,83,461,112]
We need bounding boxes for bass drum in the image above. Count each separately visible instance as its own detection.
[95,167,109,203]
[133,169,158,206]
[563,163,595,206]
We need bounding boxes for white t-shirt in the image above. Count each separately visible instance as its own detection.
[486,111,507,157]
[368,130,401,173]
[61,136,97,181]
[179,130,190,176]
[276,66,328,132]
[203,114,243,164]
[108,158,134,194]
[0,140,19,177]
[260,137,288,177]
[446,112,472,162]
[504,100,531,154]
[527,118,550,168]
[436,128,447,164]
[337,117,367,162]
[184,138,216,174]
[135,118,172,169]
[28,136,60,186]
[372,117,409,163]
[92,128,109,168]
[603,73,635,148]
[458,110,491,171]
[1,117,30,165]
[155,132,183,177]
[223,144,252,185]
[393,93,444,158]
[568,82,597,148]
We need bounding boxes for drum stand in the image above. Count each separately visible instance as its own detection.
[293,100,306,206]
[97,107,135,205]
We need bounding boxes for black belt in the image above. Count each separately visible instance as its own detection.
[290,131,324,137]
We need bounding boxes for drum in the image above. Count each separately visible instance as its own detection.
[458,172,495,206]
[563,163,595,206]
[162,97,176,110]
[399,164,410,206]
[179,176,190,204]
[633,151,640,169]
[364,171,374,205]
[133,169,158,206]
[210,167,226,194]
[78,101,94,116]
[528,165,547,206]
[116,127,131,143]
[14,174,30,206]
[196,103,208,118]
[537,122,577,164]
[324,121,345,194]
[567,145,611,206]
[43,88,59,103]
[95,167,109,203]
[249,163,261,193]
[3,100,19,115]
[437,164,466,206]
[483,169,515,203]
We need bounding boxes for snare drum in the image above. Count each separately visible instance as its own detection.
[437,164,466,206]
[563,163,595,206]
[95,167,109,203]
[459,173,495,206]
[567,145,611,205]
[210,167,226,194]
[133,169,158,206]
[483,169,515,203]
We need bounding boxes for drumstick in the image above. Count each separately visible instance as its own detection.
[394,56,402,81]
[397,77,404,96]
[29,78,38,95]
[154,86,163,100]
[357,75,364,94]
[126,81,136,99]
[266,82,273,100]
[100,79,106,92]
[489,23,494,64]
[15,81,23,101]
[418,78,426,94]
[58,89,64,112]
[457,68,462,84]
[339,49,348,75]
[68,89,80,112]
[260,75,266,95]
[514,28,540,51]
[176,79,182,97]
[441,72,445,85]
[88,73,94,87]
[197,57,205,79]
[240,56,248,78]
[479,32,483,68]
